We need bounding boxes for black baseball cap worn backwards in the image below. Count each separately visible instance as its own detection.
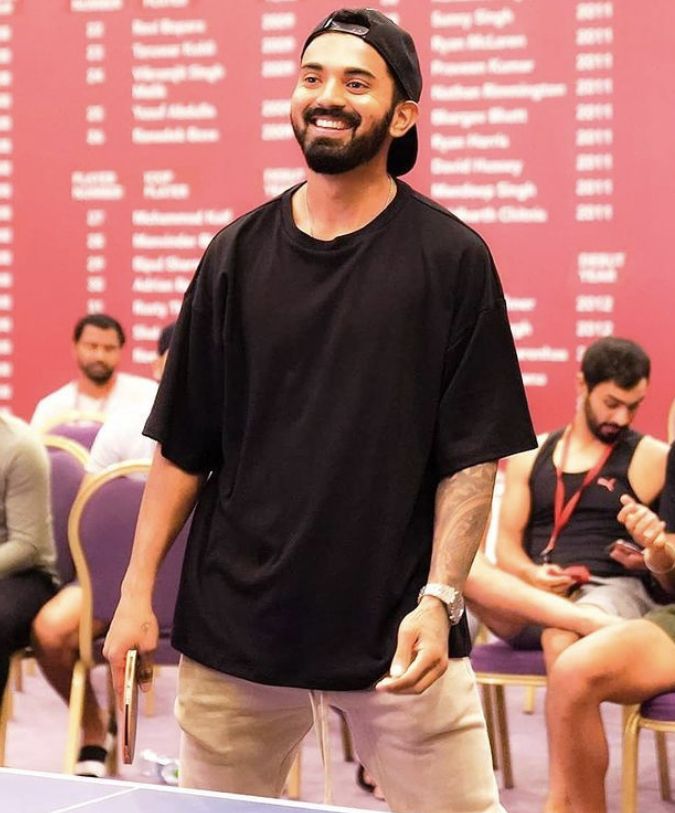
[302,8,422,176]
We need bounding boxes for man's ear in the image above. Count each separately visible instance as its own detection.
[576,371,588,399]
[389,100,418,140]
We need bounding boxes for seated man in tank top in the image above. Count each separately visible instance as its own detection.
[544,445,675,813]
[482,337,669,668]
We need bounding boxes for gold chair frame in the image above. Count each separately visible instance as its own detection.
[474,669,547,789]
[42,433,90,465]
[622,702,673,812]
[64,460,151,774]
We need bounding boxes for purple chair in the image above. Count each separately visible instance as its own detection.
[0,437,90,765]
[622,691,675,810]
[64,461,189,774]
[471,640,547,789]
[41,411,106,450]
[47,423,103,451]
[43,435,90,584]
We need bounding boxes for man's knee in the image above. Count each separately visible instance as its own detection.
[542,627,579,667]
[32,595,80,653]
[548,644,610,707]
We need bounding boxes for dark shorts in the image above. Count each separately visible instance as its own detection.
[645,604,675,644]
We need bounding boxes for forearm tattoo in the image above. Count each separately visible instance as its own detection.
[429,461,497,587]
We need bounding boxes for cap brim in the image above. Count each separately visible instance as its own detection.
[387,126,418,176]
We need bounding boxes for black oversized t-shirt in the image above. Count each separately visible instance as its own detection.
[145,179,536,690]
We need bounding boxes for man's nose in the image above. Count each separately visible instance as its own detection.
[614,405,631,425]
[315,77,346,108]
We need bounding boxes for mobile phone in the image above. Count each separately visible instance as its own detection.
[562,564,591,585]
[122,648,139,764]
[607,539,644,556]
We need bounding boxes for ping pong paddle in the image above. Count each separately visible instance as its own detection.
[122,648,139,764]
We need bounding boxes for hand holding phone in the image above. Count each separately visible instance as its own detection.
[608,539,644,556]
[606,538,647,572]
[562,564,592,586]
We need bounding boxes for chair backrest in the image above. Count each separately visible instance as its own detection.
[43,435,89,584]
[68,461,189,662]
[41,411,106,450]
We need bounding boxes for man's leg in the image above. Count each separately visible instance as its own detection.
[31,585,107,747]
[541,628,580,671]
[176,656,314,797]
[546,619,675,813]
[334,659,504,813]
[466,553,615,642]
[540,575,656,671]
[0,570,56,695]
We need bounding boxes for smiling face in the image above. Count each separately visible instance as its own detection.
[291,33,402,174]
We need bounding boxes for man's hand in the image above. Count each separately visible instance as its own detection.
[526,563,575,595]
[102,594,159,709]
[618,495,667,550]
[618,494,675,577]
[375,597,450,694]
[607,539,647,571]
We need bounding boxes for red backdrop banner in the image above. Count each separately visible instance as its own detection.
[3,0,672,436]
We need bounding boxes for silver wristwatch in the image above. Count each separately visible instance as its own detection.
[417,583,465,625]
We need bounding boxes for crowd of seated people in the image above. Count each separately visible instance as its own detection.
[33,317,173,776]
[1,326,673,812]
[1,314,170,776]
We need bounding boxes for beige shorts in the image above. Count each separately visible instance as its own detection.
[572,575,659,616]
[175,655,505,813]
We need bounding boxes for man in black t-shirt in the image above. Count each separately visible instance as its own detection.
[103,10,535,812]
[545,444,675,813]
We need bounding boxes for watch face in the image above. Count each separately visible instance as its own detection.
[419,584,465,625]
[448,593,465,625]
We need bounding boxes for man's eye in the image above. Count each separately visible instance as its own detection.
[347,80,366,90]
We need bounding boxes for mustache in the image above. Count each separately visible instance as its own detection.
[303,105,361,129]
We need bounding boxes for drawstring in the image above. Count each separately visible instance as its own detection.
[309,690,333,805]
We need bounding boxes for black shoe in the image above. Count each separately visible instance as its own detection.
[75,744,108,778]
[75,717,117,777]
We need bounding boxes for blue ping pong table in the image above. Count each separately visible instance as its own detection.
[0,768,374,813]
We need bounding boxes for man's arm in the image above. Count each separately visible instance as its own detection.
[466,551,617,638]
[617,495,675,593]
[496,445,575,595]
[376,461,496,695]
[0,438,52,578]
[102,446,204,704]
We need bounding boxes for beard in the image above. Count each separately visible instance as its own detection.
[584,397,627,444]
[80,361,114,385]
[292,103,394,174]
